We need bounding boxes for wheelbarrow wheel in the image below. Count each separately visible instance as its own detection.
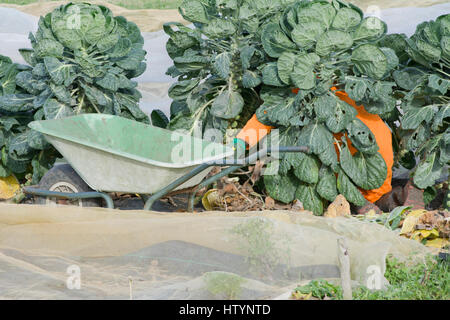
[35,164,102,208]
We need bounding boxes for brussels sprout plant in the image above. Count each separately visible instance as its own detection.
[165,0,295,136]
[256,0,401,214]
[0,2,148,183]
[390,14,449,194]
[0,54,57,182]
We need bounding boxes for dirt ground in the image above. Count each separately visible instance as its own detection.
[1,0,448,32]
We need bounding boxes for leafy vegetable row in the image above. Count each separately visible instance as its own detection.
[164,0,449,214]
[387,15,449,196]
[164,0,402,214]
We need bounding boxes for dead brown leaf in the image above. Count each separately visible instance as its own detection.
[265,196,275,210]
[250,160,265,184]
[324,195,351,218]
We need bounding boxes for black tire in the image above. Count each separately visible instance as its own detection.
[35,164,102,207]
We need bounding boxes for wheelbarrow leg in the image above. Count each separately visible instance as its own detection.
[23,187,115,209]
[143,164,210,211]
[187,165,243,212]
[187,148,271,212]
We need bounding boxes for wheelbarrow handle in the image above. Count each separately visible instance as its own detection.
[144,145,308,211]
[207,146,309,166]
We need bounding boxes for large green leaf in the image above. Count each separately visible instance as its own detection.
[261,23,296,58]
[43,99,74,119]
[432,105,450,131]
[174,49,208,73]
[9,132,33,157]
[352,17,387,42]
[298,122,334,155]
[82,83,112,108]
[151,110,169,128]
[337,169,366,206]
[318,141,339,170]
[331,7,362,31]
[277,52,297,85]
[202,19,237,38]
[96,33,120,52]
[296,1,336,30]
[315,30,353,56]
[256,95,297,126]
[351,44,388,80]
[0,94,35,112]
[295,183,324,215]
[242,70,261,88]
[44,57,75,86]
[49,82,72,105]
[115,44,146,70]
[96,73,121,92]
[413,152,443,189]
[392,67,426,90]
[210,90,244,120]
[340,144,387,190]
[240,45,260,70]
[178,0,209,24]
[346,119,379,155]
[116,92,148,120]
[401,105,437,130]
[293,153,320,184]
[315,95,357,133]
[214,52,232,79]
[168,79,200,100]
[379,47,399,74]
[291,21,325,49]
[404,124,430,151]
[0,117,20,131]
[264,171,298,204]
[344,76,370,102]
[27,130,48,150]
[109,38,132,58]
[16,71,39,95]
[378,33,409,63]
[261,63,285,87]
[316,166,338,202]
[34,38,64,58]
[0,64,19,95]
[428,74,449,95]
[290,53,319,90]
[0,55,13,77]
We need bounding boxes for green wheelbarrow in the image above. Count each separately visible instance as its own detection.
[24,114,308,211]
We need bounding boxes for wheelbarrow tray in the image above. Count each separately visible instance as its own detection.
[29,114,234,194]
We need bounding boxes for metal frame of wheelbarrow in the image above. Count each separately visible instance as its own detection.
[23,146,308,212]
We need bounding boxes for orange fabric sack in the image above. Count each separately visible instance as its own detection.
[236,88,393,203]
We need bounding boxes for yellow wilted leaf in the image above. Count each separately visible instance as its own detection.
[425,238,449,249]
[202,189,220,211]
[411,229,440,241]
[400,210,427,235]
[292,291,312,300]
[0,175,20,200]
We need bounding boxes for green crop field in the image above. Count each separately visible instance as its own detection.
[0,0,183,10]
